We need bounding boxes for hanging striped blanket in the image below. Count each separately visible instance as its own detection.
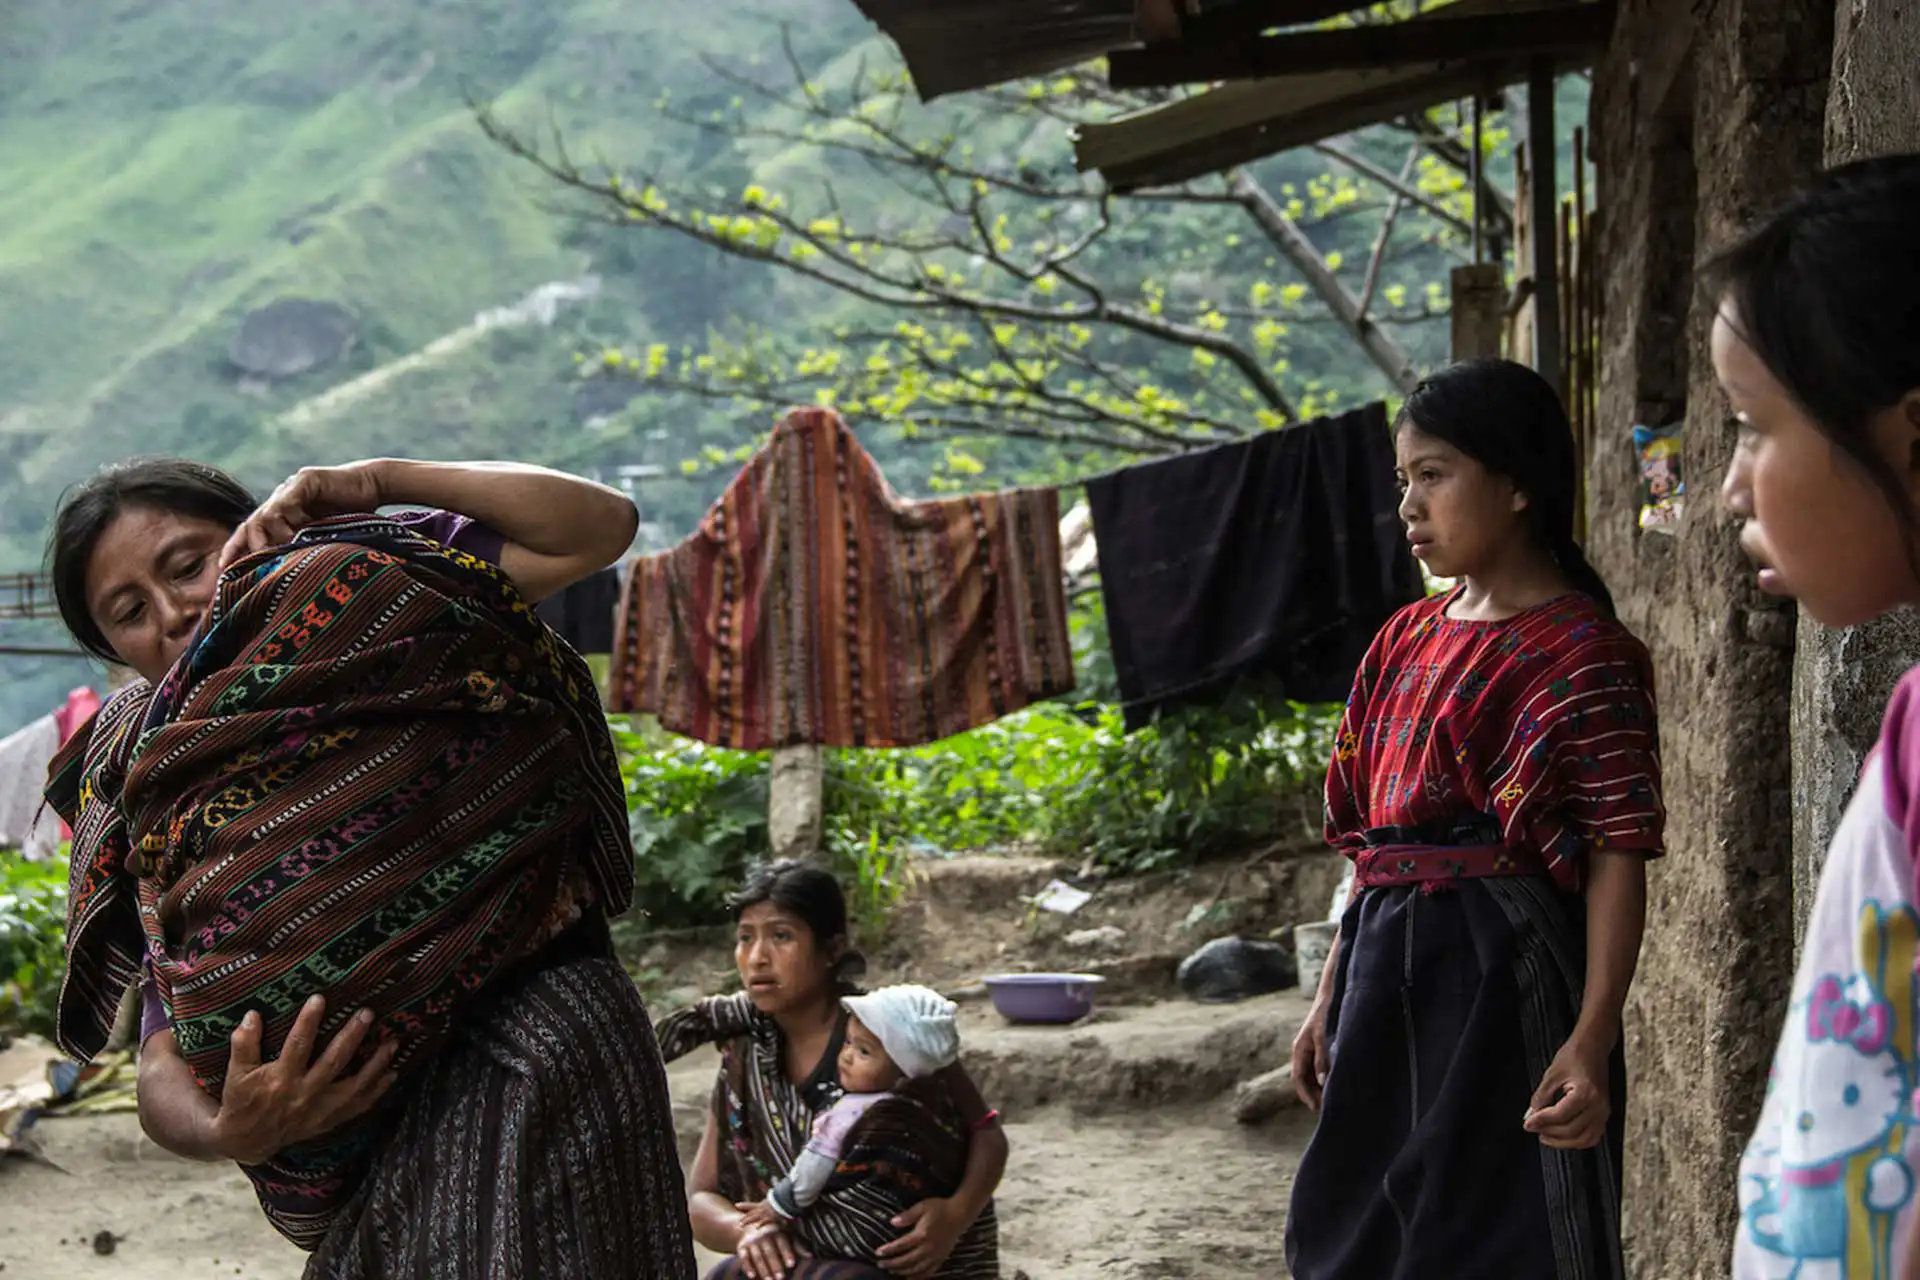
[656,994,999,1278]
[610,406,1073,749]
[45,515,635,1249]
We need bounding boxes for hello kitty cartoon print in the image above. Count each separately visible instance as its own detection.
[1735,669,1920,1279]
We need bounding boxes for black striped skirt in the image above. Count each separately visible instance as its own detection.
[304,953,697,1279]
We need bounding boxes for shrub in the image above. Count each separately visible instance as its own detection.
[0,852,67,1040]
[615,682,1335,932]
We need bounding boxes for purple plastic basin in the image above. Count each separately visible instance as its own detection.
[981,972,1104,1024]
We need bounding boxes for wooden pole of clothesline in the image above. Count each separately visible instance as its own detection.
[768,745,827,860]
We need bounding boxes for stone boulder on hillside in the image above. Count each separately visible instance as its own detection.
[228,299,357,380]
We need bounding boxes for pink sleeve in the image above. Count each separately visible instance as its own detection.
[1873,666,1920,882]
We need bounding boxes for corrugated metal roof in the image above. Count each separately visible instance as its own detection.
[848,0,1141,101]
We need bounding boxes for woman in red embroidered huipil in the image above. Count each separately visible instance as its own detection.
[1285,360,1665,1280]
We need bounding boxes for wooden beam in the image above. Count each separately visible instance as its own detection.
[1080,55,1593,191]
[1173,0,1378,41]
[850,0,1140,101]
[1108,1,1615,86]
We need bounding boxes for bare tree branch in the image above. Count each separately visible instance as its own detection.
[1313,142,1471,240]
[1224,172,1419,393]
[479,101,1305,425]
[470,38,1499,466]
[1358,146,1422,321]
[1392,111,1516,235]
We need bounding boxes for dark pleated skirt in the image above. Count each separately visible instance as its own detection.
[1285,877,1627,1280]
[304,954,697,1279]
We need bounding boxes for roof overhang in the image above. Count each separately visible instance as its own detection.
[841,0,1615,188]
[1076,0,1613,190]
[1106,0,1614,87]
[844,0,1144,102]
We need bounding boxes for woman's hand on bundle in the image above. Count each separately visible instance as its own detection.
[879,1196,970,1276]
[735,1220,808,1279]
[219,463,387,569]
[209,995,399,1166]
[1523,1035,1610,1150]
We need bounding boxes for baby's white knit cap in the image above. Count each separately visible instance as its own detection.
[841,984,961,1080]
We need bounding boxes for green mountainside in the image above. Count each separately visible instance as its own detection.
[0,0,1577,731]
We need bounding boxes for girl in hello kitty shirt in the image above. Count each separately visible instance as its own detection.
[1719,154,1920,1279]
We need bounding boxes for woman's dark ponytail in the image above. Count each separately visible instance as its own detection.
[832,947,869,995]
[1550,538,1617,619]
[1399,359,1617,618]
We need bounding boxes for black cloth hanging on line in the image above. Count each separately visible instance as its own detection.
[536,566,622,655]
[1086,402,1421,731]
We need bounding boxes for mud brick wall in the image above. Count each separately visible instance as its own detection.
[1587,0,1831,1272]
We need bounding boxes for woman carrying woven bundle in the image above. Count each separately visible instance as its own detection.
[656,861,1006,1280]
[1284,359,1666,1279]
[46,456,695,1278]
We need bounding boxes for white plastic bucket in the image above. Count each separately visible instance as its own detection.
[1294,921,1338,994]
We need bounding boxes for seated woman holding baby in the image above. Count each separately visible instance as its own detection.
[656,861,1007,1280]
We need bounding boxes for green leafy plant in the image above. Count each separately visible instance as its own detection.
[613,722,771,929]
[0,851,68,1039]
[826,690,1334,876]
[613,670,1334,936]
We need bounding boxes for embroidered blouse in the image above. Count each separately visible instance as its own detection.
[1326,590,1665,890]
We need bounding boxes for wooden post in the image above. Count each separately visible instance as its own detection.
[1528,57,1563,400]
[1451,263,1507,361]
[768,745,826,862]
[1508,147,1534,367]
[1470,93,1484,264]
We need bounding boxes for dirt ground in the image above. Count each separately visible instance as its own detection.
[0,851,1338,1279]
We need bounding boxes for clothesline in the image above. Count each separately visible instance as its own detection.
[602,403,1408,751]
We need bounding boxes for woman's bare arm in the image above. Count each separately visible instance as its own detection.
[688,1109,749,1253]
[136,1000,395,1165]
[1571,848,1649,1054]
[222,459,638,604]
[137,1030,225,1160]
[940,1062,1009,1226]
[368,459,638,602]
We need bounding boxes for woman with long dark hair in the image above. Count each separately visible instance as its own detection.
[657,861,1006,1280]
[46,456,695,1278]
[1285,359,1666,1278]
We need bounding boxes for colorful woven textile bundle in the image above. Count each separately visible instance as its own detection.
[610,406,1074,749]
[46,515,634,1248]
